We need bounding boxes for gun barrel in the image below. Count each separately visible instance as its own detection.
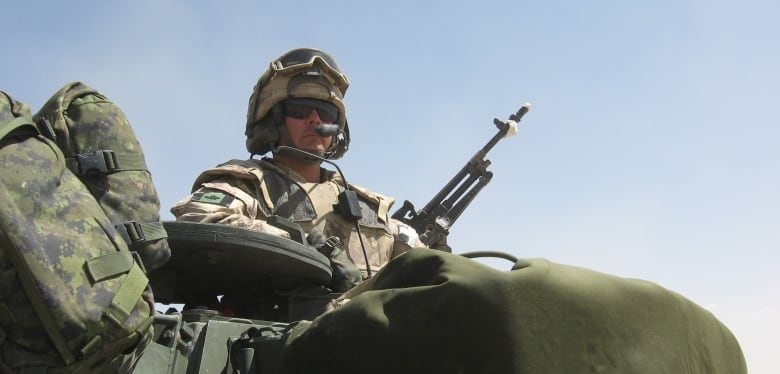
[391,103,531,243]
[448,171,493,224]
[510,103,532,122]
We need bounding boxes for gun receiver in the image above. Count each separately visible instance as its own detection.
[391,103,531,251]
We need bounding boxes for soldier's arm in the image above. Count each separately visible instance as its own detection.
[170,178,290,238]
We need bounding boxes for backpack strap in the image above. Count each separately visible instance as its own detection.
[66,150,148,176]
[115,221,169,249]
[85,251,149,326]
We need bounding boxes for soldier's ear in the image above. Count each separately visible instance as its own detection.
[245,115,280,155]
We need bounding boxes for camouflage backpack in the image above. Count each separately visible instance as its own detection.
[0,88,155,372]
[34,82,170,272]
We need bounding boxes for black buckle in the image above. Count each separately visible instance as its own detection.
[333,190,362,222]
[73,150,120,176]
[325,236,341,250]
[116,221,146,247]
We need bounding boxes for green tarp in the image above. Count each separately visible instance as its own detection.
[279,250,746,373]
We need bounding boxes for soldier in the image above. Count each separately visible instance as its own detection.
[171,48,427,299]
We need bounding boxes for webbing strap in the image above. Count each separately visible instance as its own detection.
[66,150,148,176]
[105,261,148,327]
[116,221,168,247]
[138,221,168,241]
[0,117,39,142]
[85,251,134,283]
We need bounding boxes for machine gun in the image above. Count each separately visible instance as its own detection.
[391,103,532,251]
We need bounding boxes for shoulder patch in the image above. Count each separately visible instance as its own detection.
[192,191,235,206]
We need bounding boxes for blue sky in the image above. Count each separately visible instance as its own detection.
[4,1,778,372]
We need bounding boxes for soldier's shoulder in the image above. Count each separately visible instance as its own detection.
[191,159,271,189]
[345,182,394,206]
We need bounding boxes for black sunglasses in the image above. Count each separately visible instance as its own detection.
[282,99,339,123]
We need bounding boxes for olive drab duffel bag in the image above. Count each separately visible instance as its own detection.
[0,91,153,373]
[34,82,171,272]
[278,250,747,374]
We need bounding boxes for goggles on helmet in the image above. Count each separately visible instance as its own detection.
[282,98,339,124]
[268,48,350,93]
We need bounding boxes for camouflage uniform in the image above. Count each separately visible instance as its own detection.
[171,158,422,278]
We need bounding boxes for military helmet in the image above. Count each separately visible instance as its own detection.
[245,48,351,159]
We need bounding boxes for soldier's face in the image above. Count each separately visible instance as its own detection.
[282,110,333,152]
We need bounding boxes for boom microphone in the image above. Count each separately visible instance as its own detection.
[314,124,340,137]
